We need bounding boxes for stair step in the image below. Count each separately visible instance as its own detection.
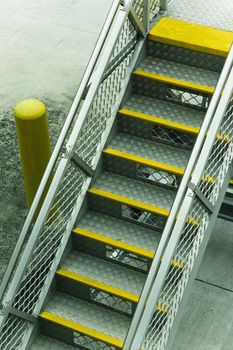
[41,292,130,348]
[135,56,219,94]
[89,172,176,217]
[119,94,205,135]
[149,18,233,57]
[74,211,160,259]
[30,335,77,350]
[105,132,191,175]
[58,251,146,303]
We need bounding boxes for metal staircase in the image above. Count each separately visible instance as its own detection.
[1,1,233,350]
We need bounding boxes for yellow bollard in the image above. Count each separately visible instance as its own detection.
[14,99,52,212]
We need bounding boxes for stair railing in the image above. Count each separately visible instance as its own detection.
[123,44,233,350]
[0,1,163,348]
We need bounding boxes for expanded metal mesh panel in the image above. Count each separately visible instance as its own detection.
[133,0,144,23]
[90,288,134,315]
[199,97,233,205]
[74,331,116,350]
[77,52,134,167]
[137,165,180,189]
[152,124,195,149]
[121,204,166,231]
[133,76,210,110]
[106,245,149,272]
[13,165,87,314]
[0,314,28,350]
[144,198,210,349]
[106,17,137,76]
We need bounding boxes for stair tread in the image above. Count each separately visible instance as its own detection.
[59,251,146,299]
[75,211,160,257]
[120,94,205,132]
[30,335,76,350]
[42,292,130,345]
[106,132,191,173]
[90,171,176,216]
[149,18,233,57]
[135,56,219,93]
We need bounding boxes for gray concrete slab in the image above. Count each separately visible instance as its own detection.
[0,0,113,279]
[173,281,233,350]
[197,218,233,291]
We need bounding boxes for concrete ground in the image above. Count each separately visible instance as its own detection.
[0,0,112,277]
[0,0,233,349]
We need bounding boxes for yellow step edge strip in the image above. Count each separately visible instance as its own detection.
[230,179,233,185]
[73,227,154,260]
[57,268,139,303]
[89,187,170,217]
[119,109,231,143]
[73,228,184,271]
[119,108,200,135]
[40,311,123,348]
[134,69,215,95]
[104,148,185,176]
[149,18,233,57]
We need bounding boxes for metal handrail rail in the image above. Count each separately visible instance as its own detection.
[0,0,121,302]
[123,44,233,349]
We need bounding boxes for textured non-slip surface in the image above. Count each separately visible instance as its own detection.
[122,94,205,129]
[168,0,233,32]
[137,56,219,89]
[60,251,146,296]
[44,292,131,341]
[78,211,161,252]
[92,172,176,212]
[107,132,191,169]
[30,335,77,350]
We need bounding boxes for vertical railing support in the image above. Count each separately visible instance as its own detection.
[160,0,168,11]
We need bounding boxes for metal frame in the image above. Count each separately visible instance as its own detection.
[0,0,160,349]
[123,45,233,350]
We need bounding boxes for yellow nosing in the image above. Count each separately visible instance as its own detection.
[40,312,124,348]
[201,175,215,184]
[73,227,154,260]
[57,268,139,303]
[230,179,233,185]
[119,108,200,135]
[216,133,231,142]
[186,216,199,226]
[156,303,169,314]
[104,148,185,176]
[161,256,185,270]
[89,187,170,217]
[134,69,215,95]
[149,18,233,57]
[172,258,185,270]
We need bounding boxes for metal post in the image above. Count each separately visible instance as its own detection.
[14,99,52,216]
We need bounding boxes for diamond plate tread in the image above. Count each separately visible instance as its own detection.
[135,56,219,94]
[105,132,191,175]
[119,94,205,133]
[75,211,160,259]
[58,251,146,300]
[41,292,131,347]
[90,171,176,217]
[149,18,233,57]
[30,335,77,350]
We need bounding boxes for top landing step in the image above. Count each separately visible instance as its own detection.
[149,18,233,57]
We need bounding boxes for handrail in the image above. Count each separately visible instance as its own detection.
[0,0,121,302]
[123,43,233,350]
[0,1,151,340]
